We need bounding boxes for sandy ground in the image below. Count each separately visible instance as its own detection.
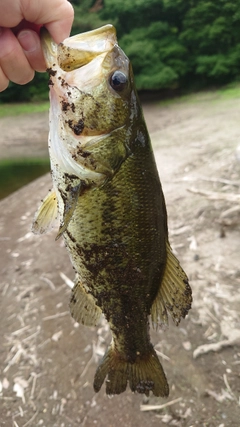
[0,93,240,426]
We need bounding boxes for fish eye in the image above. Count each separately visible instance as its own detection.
[109,71,128,91]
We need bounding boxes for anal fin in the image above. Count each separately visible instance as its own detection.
[69,279,102,327]
[151,241,192,327]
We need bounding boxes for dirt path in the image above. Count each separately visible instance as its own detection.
[0,112,49,159]
[0,93,240,426]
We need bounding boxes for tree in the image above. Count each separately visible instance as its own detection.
[180,0,240,85]
[120,22,188,90]
[2,0,240,102]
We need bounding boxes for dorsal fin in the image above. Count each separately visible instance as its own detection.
[151,241,192,327]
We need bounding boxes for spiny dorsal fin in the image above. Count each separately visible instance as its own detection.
[151,241,192,328]
[69,279,102,327]
[32,189,58,235]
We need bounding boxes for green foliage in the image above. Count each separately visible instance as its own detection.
[0,73,49,103]
[71,0,108,34]
[99,0,164,37]
[120,23,188,89]
[179,0,240,86]
[2,0,240,101]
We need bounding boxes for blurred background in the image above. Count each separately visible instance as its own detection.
[2,0,240,198]
[1,2,240,426]
[3,0,240,102]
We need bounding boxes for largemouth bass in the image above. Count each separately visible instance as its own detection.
[33,25,192,397]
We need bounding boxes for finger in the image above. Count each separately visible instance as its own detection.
[0,27,34,85]
[0,0,74,43]
[17,29,46,72]
[45,1,74,43]
[21,0,74,43]
[0,67,9,92]
[12,20,42,38]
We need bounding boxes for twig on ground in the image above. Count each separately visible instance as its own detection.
[155,350,171,361]
[180,176,240,187]
[193,328,240,359]
[22,411,39,427]
[80,354,95,379]
[60,272,74,289]
[220,205,240,218]
[43,311,69,321]
[206,389,233,403]
[40,275,56,291]
[223,373,239,404]
[187,187,240,202]
[140,397,182,412]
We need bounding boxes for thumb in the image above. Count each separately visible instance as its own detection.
[17,29,46,72]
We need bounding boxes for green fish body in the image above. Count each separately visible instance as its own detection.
[33,25,192,397]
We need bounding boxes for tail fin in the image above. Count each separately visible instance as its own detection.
[93,343,169,397]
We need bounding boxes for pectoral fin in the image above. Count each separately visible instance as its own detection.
[151,241,192,327]
[32,189,58,235]
[69,279,102,326]
[55,182,82,240]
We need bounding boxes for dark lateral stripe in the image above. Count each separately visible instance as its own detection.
[65,228,77,243]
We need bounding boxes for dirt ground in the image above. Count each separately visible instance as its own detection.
[0,92,240,427]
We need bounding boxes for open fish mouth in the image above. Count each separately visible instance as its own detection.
[41,25,118,94]
[41,24,117,72]
[58,25,117,71]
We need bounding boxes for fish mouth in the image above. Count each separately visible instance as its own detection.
[41,24,120,95]
[41,25,117,71]
[42,26,127,180]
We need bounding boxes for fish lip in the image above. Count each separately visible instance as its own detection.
[40,27,58,68]
[59,25,117,71]
[63,24,116,47]
[41,25,117,71]
[41,26,129,95]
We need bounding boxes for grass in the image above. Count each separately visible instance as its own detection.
[0,158,50,200]
[158,82,240,107]
[216,83,240,99]
[0,101,49,118]
[1,83,240,117]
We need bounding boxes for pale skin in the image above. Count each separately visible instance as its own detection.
[0,0,74,91]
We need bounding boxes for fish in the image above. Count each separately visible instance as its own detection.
[32,24,192,397]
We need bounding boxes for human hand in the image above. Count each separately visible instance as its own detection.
[0,0,74,91]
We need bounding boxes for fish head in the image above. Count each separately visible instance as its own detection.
[41,25,141,184]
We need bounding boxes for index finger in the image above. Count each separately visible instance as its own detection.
[23,0,74,43]
[37,1,75,43]
[0,0,74,43]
